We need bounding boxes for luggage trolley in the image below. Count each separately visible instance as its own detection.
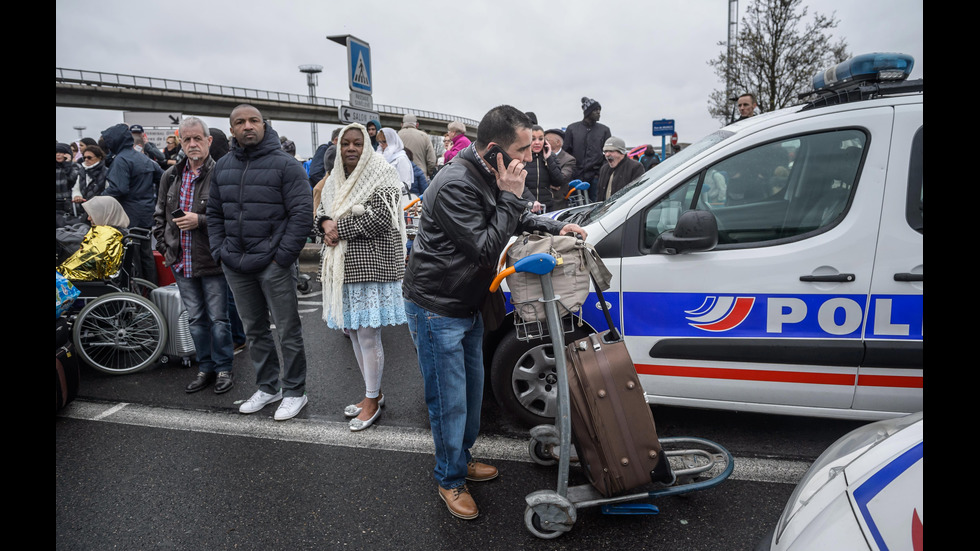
[490,253,734,539]
[403,196,423,260]
[564,180,591,208]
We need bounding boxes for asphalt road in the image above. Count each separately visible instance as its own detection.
[56,253,866,549]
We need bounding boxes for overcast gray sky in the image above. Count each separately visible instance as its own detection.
[55,0,923,159]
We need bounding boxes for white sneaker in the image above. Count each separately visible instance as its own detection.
[274,395,309,421]
[239,389,282,414]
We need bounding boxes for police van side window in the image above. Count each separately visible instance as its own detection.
[692,129,867,247]
[642,175,699,248]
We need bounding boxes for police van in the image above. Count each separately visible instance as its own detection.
[487,53,923,427]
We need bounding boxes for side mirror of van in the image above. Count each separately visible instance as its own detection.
[652,210,719,255]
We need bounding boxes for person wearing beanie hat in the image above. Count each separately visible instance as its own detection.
[595,135,645,201]
[399,113,437,178]
[563,96,611,200]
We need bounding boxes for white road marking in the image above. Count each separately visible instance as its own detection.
[59,399,809,485]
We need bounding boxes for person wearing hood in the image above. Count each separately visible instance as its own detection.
[72,144,109,203]
[99,122,164,285]
[82,195,130,229]
[376,127,415,206]
[207,104,314,422]
[365,119,381,150]
[315,122,408,432]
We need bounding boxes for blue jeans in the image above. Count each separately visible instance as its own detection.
[405,300,484,490]
[172,270,233,374]
[223,262,308,397]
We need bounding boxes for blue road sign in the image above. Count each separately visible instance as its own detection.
[348,37,372,94]
[652,119,674,136]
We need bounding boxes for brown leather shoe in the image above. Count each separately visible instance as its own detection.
[438,485,479,520]
[466,461,499,482]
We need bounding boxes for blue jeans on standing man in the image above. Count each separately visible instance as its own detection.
[223,261,308,398]
[172,270,233,374]
[405,299,484,490]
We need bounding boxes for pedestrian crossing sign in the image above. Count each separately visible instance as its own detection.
[347,37,372,94]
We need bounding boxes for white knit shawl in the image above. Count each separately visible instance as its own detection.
[317,123,407,326]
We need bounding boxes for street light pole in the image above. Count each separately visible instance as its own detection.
[299,64,323,155]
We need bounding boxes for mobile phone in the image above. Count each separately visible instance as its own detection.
[171,208,185,218]
[482,145,514,172]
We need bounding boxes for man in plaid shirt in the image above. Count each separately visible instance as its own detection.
[153,117,235,394]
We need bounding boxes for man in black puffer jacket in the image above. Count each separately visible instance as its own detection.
[207,104,314,422]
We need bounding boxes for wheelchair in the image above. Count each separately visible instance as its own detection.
[62,227,167,375]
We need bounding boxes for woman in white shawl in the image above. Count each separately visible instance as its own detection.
[315,123,408,432]
[376,127,415,207]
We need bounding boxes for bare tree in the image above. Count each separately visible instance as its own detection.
[708,0,849,125]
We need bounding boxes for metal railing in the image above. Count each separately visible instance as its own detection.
[56,68,479,127]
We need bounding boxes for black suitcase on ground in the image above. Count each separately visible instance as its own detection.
[564,279,673,497]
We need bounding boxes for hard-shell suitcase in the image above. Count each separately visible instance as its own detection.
[564,280,672,497]
[149,283,195,363]
[154,251,176,287]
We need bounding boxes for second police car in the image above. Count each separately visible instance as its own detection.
[486,53,923,427]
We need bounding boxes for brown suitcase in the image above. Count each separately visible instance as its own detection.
[564,280,672,497]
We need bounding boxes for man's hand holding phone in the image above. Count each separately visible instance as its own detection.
[171,208,200,230]
[483,144,525,198]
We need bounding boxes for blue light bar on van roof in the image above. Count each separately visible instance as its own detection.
[812,53,914,92]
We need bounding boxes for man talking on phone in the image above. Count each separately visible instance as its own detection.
[403,105,587,520]
[153,117,235,394]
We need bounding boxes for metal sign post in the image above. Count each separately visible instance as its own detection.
[652,119,675,161]
[327,34,376,127]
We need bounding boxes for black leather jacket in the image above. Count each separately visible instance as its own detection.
[403,145,565,318]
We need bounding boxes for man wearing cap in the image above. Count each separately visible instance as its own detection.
[595,136,644,201]
[398,114,437,179]
[563,97,611,200]
[544,129,577,186]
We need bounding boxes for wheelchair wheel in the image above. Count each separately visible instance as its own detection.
[131,278,158,300]
[73,292,168,375]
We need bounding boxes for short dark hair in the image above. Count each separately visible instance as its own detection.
[229,103,262,124]
[83,144,105,160]
[475,105,532,150]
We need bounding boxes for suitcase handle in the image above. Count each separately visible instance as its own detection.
[591,273,621,341]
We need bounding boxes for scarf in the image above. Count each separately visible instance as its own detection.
[317,123,407,326]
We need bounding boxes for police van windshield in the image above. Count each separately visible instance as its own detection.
[583,130,733,226]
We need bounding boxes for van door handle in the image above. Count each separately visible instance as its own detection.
[894,273,923,282]
[800,273,855,282]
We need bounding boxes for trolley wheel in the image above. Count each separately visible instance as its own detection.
[524,503,574,540]
[529,438,557,466]
[73,292,168,375]
[297,274,312,294]
[131,277,158,299]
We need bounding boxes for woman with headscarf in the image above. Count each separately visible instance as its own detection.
[376,127,415,207]
[314,123,408,432]
[72,144,109,203]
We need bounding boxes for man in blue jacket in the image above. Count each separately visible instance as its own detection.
[207,104,314,421]
[100,123,164,285]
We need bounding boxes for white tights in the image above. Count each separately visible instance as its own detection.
[348,326,384,399]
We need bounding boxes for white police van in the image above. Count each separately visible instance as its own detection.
[486,53,923,427]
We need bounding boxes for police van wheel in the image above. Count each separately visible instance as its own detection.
[490,326,591,428]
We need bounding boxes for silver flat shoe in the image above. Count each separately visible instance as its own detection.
[349,405,382,432]
[343,393,385,418]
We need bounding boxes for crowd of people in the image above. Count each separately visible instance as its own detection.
[56,93,755,521]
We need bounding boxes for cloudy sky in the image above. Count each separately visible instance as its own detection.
[55,0,923,159]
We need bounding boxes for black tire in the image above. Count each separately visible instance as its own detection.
[490,324,591,428]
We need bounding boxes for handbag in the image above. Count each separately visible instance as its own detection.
[504,232,611,325]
